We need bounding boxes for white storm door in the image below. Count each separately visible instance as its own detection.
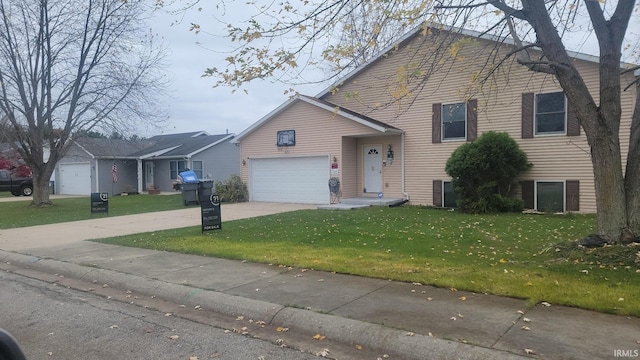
[145,162,154,188]
[364,145,382,193]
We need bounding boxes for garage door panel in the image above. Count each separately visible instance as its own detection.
[250,156,329,204]
[59,163,91,195]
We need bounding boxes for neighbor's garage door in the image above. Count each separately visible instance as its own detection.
[59,163,91,195]
[250,156,329,204]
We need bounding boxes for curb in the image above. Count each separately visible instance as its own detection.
[0,250,529,360]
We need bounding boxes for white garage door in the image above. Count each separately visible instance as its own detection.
[250,156,329,204]
[59,163,91,195]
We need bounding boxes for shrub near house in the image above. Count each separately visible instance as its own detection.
[445,131,532,213]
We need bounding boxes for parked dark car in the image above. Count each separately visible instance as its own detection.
[0,169,33,196]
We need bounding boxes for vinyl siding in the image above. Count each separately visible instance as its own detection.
[320,30,636,213]
[239,100,396,194]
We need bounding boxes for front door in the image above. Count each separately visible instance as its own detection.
[364,145,382,193]
[145,162,154,189]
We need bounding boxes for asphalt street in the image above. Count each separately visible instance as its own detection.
[0,270,325,360]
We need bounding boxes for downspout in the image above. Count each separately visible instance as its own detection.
[401,132,410,201]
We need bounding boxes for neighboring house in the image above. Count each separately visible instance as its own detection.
[55,132,239,195]
[233,25,638,212]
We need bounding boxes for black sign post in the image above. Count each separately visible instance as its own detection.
[200,194,221,232]
[91,192,109,215]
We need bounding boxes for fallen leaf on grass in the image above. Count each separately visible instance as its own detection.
[524,348,536,355]
[540,302,551,307]
[355,344,363,350]
[523,317,531,323]
[521,326,531,331]
[406,332,415,336]
[459,296,466,301]
[313,333,326,340]
[276,327,289,332]
[167,335,179,340]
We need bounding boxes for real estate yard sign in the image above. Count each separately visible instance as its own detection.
[200,194,221,232]
[91,192,108,215]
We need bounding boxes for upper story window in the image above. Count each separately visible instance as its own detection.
[433,100,477,144]
[442,102,466,140]
[535,92,566,135]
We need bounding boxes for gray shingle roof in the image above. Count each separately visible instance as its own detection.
[75,132,232,159]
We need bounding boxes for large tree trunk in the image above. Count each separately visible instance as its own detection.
[625,83,640,238]
[590,125,633,243]
[30,169,52,206]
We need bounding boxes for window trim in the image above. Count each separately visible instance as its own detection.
[192,160,204,179]
[534,180,566,212]
[169,160,187,180]
[442,180,459,208]
[534,91,567,137]
[441,102,467,141]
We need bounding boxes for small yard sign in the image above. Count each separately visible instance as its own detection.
[91,192,109,215]
[200,194,221,232]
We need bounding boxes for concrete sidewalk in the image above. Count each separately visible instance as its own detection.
[0,203,638,359]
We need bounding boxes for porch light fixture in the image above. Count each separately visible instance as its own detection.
[387,144,394,165]
[242,159,246,166]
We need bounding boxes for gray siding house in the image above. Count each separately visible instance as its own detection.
[55,132,240,195]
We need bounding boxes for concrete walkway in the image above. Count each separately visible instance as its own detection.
[0,202,638,359]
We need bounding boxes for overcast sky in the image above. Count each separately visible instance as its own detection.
[148,8,326,138]
[147,4,638,139]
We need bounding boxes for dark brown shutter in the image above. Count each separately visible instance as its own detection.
[566,180,580,211]
[521,180,534,209]
[467,99,477,141]
[566,102,580,136]
[522,93,534,139]
[432,103,442,144]
[433,180,442,207]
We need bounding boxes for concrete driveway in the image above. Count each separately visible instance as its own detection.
[0,202,317,251]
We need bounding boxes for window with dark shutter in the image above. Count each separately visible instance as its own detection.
[432,103,442,144]
[467,99,477,141]
[433,180,442,207]
[521,180,534,209]
[566,180,580,211]
[522,93,534,139]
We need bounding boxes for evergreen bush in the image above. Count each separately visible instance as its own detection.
[445,131,531,213]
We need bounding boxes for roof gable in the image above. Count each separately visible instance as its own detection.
[234,95,402,142]
[132,133,234,158]
[315,23,635,99]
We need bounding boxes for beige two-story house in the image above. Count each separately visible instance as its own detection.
[233,25,638,212]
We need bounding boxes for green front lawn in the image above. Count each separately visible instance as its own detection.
[95,206,640,316]
[0,194,185,229]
